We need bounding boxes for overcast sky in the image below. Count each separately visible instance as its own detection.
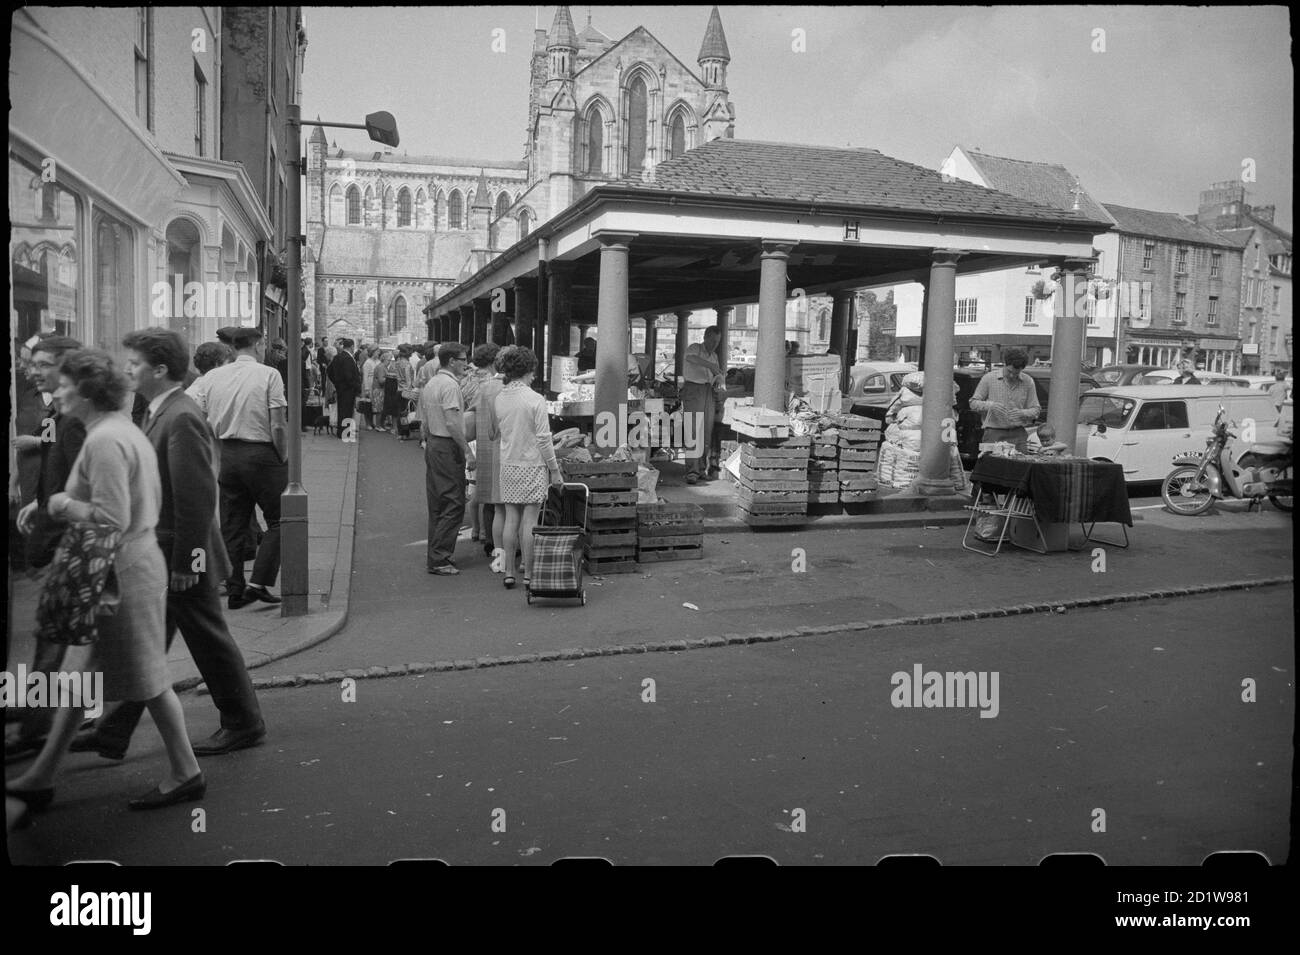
[302,5,1293,229]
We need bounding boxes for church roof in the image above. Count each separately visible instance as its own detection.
[960,148,1115,226]
[308,119,327,146]
[642,139,1114,227]
[332,149,526,172]
[1102,203,1239,248]
[548,5,578,49]
[698,6,730,62]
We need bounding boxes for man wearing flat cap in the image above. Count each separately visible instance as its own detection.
[191,325,289,609]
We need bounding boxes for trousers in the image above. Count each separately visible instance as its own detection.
[425,436,465,568]
[220,440,287,593]
[680,382,717,476]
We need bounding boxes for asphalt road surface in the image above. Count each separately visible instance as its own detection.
[8,587,1292,865]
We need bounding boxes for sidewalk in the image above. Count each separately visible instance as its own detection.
[165,432,358,688]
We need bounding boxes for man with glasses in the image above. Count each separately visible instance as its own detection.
[419,343,475,575]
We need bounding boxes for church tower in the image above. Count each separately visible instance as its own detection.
[697,6,735,141]
[533,5,579,218]
[306,119,328,226]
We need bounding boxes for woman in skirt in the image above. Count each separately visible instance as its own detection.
[488,346,562,589]
[381,350,404,433]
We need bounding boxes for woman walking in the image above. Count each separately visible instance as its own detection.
[394,346,417,441]
[381,350,404,434]
[360,346,380,430]
[6,350,204,812]
[488,347,562,589]
[463,344,501,552]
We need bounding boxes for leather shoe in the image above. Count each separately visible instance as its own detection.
[227,591,255,610]
[192,724,265,756]
[6,784,55,812]
[68,733,126,760]
[244,585,281,605]
[127,772,206,810]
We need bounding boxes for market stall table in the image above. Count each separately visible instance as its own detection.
[963,455,1133,556]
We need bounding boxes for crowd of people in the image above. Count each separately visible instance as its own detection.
[7,328,274,816]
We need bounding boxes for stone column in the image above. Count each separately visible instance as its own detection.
[644,315,658,367]
[916,278,930,371]
[674,309,691,380]
[828,290,853,391]
[459,304,474,347]
[715,305,733,374]
[514,278,537,351]
[1047,259,1094,444]
[755,240,796,411]
[548,261,574,359]
[593,232,636,450]
[911,249,964,495]
[473,297,491,348]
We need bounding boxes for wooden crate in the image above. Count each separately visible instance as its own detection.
[636,531,704,562]
[737,508,807,526]
[584,555,638,575]
[636,502,705,541]
[561,460,638,479]
[838,475,879,491]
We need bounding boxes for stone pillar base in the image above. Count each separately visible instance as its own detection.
[909,477,958,497]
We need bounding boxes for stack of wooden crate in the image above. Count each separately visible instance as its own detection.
[735,435,811,526]
[834,414,882,505]
[636,502,704,563]
[559,459,638,574]
[807,432,841,512]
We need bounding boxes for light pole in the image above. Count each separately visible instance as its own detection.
[281,107,398,617]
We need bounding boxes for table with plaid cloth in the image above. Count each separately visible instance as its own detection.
[969,455,1133,526]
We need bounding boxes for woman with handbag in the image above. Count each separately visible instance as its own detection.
[380,350,402,434]
[394,348,417,441]
[6,350,204,812]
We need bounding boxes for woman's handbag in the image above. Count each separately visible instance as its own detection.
[35,521,123,645]
[305,387,324,408]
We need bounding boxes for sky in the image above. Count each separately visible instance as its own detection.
[302,5,1293,230]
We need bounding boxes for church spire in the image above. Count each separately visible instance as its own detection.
[547,5,578,50]
[308,115,327,145]
[698,6,730,63]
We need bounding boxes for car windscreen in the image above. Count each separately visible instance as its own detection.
[1078,394,1135,427]
[1095,369,1121,384]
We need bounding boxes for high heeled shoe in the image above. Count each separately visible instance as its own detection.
[127,772,206,811]
[6,784,55,812]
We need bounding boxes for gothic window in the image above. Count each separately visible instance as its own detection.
[518,209,532,239]
[669,113,686,160]
[448,190,464,229]
[329,183,344,225]
[347,288,354,305]
[328,288,334,304]
[364,185,375,226]
[433,191,443,231]
[587,108,604,174]
[397,187,411,227]
[626,77,648,175]
[415,188,427,228]
[393,295,407,332]
[346,185,361,224]
[495,192,510,220]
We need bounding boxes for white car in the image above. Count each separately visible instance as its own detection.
[1236,374,1291,391]
[1135,368,1249,386]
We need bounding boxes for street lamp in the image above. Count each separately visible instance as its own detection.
[281,103,399,616]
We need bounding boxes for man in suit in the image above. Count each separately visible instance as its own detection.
[72,328,266,758]
[327,337,363,439]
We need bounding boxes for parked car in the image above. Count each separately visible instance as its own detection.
[1236,374,1288,391]
[1094,364,1161,387]
[842,362,917,415]
[1075,385,1280,482]
[1134,368,1249,386]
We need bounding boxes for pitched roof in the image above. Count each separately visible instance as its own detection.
[960,148,1115,225]
[308,119,327,146]
[332,149,526,171]
[698,6,730,61]
[637,139,1113,227]
[1102,203,1240,248]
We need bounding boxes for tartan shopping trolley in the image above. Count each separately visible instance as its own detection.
[527,481,589,606]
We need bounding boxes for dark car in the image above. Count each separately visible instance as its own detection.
[952,367,1099,466]
[1093,364,1160,387]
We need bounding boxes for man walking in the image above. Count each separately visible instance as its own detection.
[191,326,288,608]
[969,347,1040,451]
[420,343,475,575]
[327,337,363,439]
[681,325,725,484]
[73,329,266,758]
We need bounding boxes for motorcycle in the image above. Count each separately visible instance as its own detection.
[1161,406,1292,514]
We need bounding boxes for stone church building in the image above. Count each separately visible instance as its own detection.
[304,5,736,344]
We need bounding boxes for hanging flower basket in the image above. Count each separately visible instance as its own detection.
[1089,279,1111,300]
[1031,278,1058,300]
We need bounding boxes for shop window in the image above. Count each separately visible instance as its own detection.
[93,210,136,360]
[10,155,82,342]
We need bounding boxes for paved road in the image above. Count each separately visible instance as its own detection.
[8,587,1292,865]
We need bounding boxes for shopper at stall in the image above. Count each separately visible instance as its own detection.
[681,326,725,484]
[420,343,475,575]
[463,344,501,546]
[576,337,598,372]
[969,348,1040,452]
[489,346,562,590]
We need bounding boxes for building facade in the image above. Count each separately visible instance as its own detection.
[306,6,737,345]
[10,6,302,362]
[1106,203,1244,373]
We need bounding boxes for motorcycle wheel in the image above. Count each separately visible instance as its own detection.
[1161,465,1215,515]
[1268,467,1292,512]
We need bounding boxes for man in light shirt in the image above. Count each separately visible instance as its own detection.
[191,326,288,608]
[969,347,1040,451]
[681,325,724,484]
[419,343,475,575]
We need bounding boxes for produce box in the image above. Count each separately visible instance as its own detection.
[635,502,705,563]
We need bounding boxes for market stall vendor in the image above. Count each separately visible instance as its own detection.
[969,348,1040,451]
